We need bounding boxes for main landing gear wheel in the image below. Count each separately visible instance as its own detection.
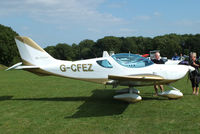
[114,87,142,103]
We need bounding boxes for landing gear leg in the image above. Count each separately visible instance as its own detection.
[167,85,180,91]
[116,86,140,94]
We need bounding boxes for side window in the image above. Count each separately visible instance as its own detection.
[96,60,113,68]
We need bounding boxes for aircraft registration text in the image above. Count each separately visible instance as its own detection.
[60,64,93,72]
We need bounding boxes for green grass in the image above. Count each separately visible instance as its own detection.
[0,69,200,134]
[0,64,7,70]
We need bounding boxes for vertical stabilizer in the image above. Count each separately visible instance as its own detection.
[15,36,55,66]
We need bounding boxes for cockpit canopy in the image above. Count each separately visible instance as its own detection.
[112,53,154,68]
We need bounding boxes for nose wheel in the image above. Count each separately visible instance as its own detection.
[158,85,183,99]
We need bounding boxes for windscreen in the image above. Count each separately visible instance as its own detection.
[112,53,154,68]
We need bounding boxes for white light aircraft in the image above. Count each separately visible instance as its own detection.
[7,36,195,102]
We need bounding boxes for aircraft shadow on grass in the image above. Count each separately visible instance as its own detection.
[10,89,129,118]
[0,96,13,101]
[1,89,168,118]
[66,89,129,118]
[66,91,167,118]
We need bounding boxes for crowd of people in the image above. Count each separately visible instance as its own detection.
[152,52,200,96]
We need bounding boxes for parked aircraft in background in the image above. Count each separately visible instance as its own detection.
[7,36,195,102]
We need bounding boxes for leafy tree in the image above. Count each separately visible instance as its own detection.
[71,43,80,60]
[95,36,123,56]
[120,37,138,53]
[0,24,20,66]
[79,39,95,59]
[44,46,56,58]
[184,34,200,56]
[136,37,153,54]
[54,43,74,60]
[153,34,182,58]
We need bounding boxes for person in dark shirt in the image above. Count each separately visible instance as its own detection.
[189,53,200,95]
[152,52,164,95]
[152,58,165,64]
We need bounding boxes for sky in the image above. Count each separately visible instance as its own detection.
[0,0,200,48]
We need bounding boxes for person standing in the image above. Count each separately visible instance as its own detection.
[152,52,164,95]
[189,52,200,95]
[172,53,180,60]
[180,53,185,61]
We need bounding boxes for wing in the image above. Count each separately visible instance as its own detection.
[108,74,165,86]
[108,74,164,81]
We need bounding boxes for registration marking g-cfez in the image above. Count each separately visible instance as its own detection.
[60,64,93,72]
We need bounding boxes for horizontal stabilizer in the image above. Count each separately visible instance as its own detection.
[15,66,40,70]
[6,62,39,71]
[6,62,22,71]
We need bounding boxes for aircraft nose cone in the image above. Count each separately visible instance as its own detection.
[188,66,195,72]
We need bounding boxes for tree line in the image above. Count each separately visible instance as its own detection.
[45,34,200,61]
[0,24,200,66]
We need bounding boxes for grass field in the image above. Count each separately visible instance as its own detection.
[0,69,200,134]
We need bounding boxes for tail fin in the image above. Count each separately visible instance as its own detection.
[15,36,55,66]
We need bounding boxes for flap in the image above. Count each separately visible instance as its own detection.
[108,74,164,81]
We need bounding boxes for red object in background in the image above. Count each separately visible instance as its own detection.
[142,54,149,57]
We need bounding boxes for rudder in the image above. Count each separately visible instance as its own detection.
[15,36,55,66]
